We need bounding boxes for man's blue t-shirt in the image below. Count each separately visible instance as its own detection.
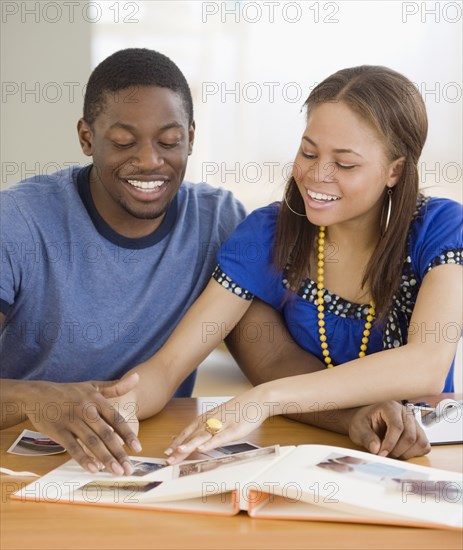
[0,166,246,396]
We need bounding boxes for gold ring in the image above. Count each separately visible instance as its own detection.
[205,418,223,436]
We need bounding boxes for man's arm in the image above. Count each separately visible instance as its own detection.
[225,299,430,458]
[0,312,142,475]
[226,300,359,431]
[1,310,27,426]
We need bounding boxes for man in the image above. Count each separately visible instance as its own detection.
[0,48,429,476]
[0,48,246,475]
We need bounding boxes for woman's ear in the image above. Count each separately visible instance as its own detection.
[77,118,93,157]
[387,156,406,188]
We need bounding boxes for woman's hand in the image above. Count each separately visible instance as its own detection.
[164,388,272,464]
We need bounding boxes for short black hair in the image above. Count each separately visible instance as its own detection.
[83,48,194,125]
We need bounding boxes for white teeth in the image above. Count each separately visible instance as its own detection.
[127,179,165,190]
[308,190,340,201]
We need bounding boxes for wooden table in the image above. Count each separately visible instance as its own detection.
[1,397,462,550]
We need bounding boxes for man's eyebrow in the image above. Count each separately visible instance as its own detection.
[109,122,185,131]
[109,122,136,131]
[302,136,363,158]
[160,122,184,131]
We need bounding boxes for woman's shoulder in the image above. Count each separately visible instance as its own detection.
[218,203,281,269]
[409,194,462,239]
[230,201,281,237]
[412,194,462,223]
[408,194,462,276]
[246,202,281,222]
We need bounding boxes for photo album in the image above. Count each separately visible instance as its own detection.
[11,443,462,529]
[411,399,463,445]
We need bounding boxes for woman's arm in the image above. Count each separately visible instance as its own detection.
[227,299,431,458]
[266,264,461,409]
[165,264,461,461]
[115,279,252,420]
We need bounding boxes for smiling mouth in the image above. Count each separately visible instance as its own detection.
[307,190,341,202]
[126,179,167,192]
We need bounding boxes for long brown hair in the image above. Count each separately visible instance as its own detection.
[274,66,428,318]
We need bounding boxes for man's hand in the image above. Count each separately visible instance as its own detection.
[15,374,142,475]
[103,387,140,439]
[348,401,431,459]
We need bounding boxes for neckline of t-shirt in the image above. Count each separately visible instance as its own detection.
[287,274,373,319]
[76,164,178,249]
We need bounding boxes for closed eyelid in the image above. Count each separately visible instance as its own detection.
[301,136,363,159]
[112,141,135,148]
[300,145,317,155]
[301,151,317,160]
[159,141,181,148]
[300,148,356,166]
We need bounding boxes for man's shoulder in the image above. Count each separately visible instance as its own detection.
[1,166,81,202]
[176,181,247,239]
[178,181,247,220]
[178,180,241,204]
[1,166,85,239]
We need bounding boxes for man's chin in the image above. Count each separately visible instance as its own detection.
[121,201,168,221]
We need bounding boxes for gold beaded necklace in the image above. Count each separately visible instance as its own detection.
[316,225,375,368]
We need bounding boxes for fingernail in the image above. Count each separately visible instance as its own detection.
[379,450,389,457]
[178,445,186,451]
[164,448,173,456]
[131,440,142,453]
[88,463,98,474]
[123,460,135,475]
[111,461,124,476]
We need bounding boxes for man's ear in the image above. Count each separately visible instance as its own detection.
[387,156,406,188]
[77,118,93,157]
[188,120,196,156]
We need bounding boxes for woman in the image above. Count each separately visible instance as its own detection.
[128,65,462,463]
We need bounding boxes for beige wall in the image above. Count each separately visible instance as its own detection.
[1,1,90,189]
[1,2,461,392]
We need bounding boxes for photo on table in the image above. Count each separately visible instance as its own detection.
[7,430,65,456]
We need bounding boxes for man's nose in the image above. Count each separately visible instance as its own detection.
[136,142,164,171]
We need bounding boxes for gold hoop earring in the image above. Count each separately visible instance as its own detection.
[381,188,393,237]
[283,187,306,217]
